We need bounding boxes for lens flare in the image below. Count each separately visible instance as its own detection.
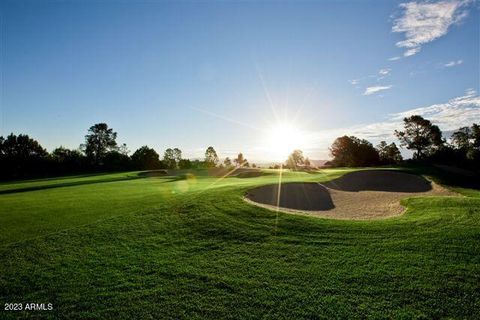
[265,122,307,161]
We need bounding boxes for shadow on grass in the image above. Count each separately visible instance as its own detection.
[0,171,179,195]
[246,182,335,211]
[323,170,433,192]
[402,165,480,190]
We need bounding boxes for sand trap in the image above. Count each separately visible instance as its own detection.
[245,170,457,220]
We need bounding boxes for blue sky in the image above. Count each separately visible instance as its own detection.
[1,0,479,161]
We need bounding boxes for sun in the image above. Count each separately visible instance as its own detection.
[265,122,307,161]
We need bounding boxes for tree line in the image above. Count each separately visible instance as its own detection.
[1,115,478,179]
[0,123,254,180]
[282,115,478,170]
[327,115,479,168]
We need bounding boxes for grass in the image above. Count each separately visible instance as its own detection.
[0,168,479,319]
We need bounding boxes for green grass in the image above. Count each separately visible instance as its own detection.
[0,168,479,319]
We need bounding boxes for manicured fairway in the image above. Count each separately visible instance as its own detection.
[0,169,479,319]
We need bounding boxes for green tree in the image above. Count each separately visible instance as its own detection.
[330,136,379,167]
[51,146,85,172]
[0,133,48,158]
[223,157,232,167]
[234,153,247,167]
[118,143,130,156]
[132,146,162,170]
[173,148,182,164]
[376,141,403,164]
[163,148,176,169]
[286,149,305,169]
[394,115,443,159]
[178,159,192,169]
[103,150,131,171]
[204,146,219,167]
[472,124,480,161]
[472,124,480,149]
[52,147,84,163]
[451,124,480,160]
[84,123,118,165]
[0,133,49,178]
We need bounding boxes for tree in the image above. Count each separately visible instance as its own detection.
[84,123,118,165]
[173,148,182,163]
[223,157,232,167]
[204,146,219,167]
[304,157,311,167]
[132,146,162,170]
[472,123,480,161]
[395,115,443,159]
[0,133,49,178]
[190,159,206,169]
[163,147,182,169]
[451,124,480,161]
[376,141,403,164]
[286,149,305,169]
[178,159,192,169]
[104,150,131,171]
[163,148,176,169]
[472,124,480,150]
[234,153,247,167]
[330,136,379,167]
[118,143,130,156]
[51,147,86,172]
[0,133,48,158]
[451,127,470,150]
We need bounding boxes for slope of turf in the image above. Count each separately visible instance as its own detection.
[0,168,479,319]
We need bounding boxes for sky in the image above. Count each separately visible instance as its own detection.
[1,0,479,162]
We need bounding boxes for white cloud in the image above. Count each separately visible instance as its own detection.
[389,89,480,127]
[388,56,401,61]
[349,79,360,85]
[444,59,463,67]
[363,85,393,95]
[392,0,471,57]
[379,68,391,76]
[404,48,421,57]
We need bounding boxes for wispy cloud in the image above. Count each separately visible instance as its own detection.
[392,0,472,57]
[379,68,391,76]
[357,89,480,141]
[404,48,420,57]
[350,69,392,88]
[388,56,401,61]
[363,85,393,96]
[389,88,480,127]
[444,59,463,67]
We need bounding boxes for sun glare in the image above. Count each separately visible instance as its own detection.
[265,123,308,161]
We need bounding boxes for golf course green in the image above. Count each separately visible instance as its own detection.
[0,168,479,319]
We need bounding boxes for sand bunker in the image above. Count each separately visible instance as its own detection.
[245,170,457,220]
